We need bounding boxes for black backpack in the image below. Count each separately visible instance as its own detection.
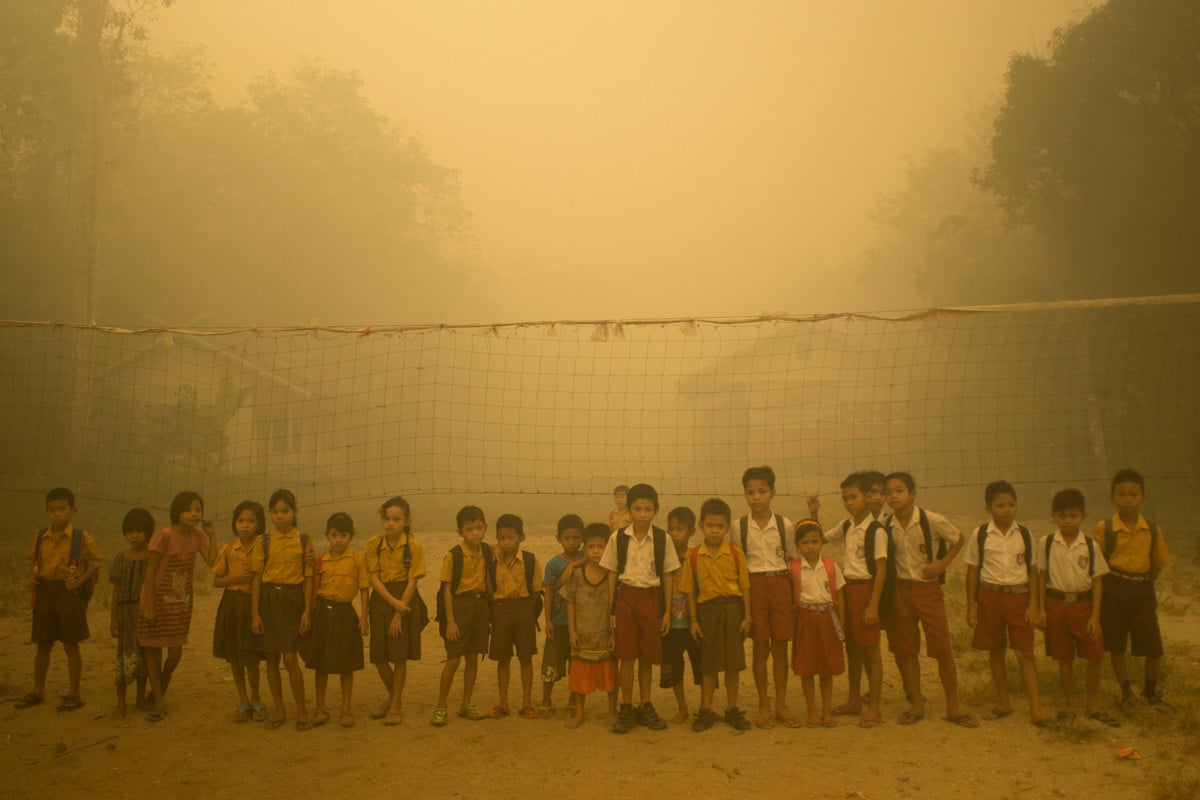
[841,518,896,621]
[739,515,788,561]
[486,550,545,631]
[375,536,430,633]
[1043,533,1095,586]
[611,526,668,613]
[917,509,949,585]
[435,542,493,637]
[973,523,1033,596]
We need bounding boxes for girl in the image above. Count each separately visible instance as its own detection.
[110,508,153,718]
[250,488,314,731]
[212,500,266,723]
[303,512,370,728]
[789,519,846,727]
[364,495,427,725]
[138,491,217,722]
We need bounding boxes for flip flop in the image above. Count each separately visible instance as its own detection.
[487,705,510,719]
[56,695,85,712]
[14,693,42,709]
[265,715,286,730]
[295,718,315,732]
[859,718,883,729]
[147,707,168,723]
[518,706,539,720]
[382,711,404,726]
[832,703,863,717]
[231,704,253,723]
[943,713,980,728]
[1087,710,1120,728]
[755,711,776,729]
[370,700,390,720]
[338,713,355,728]
[311,710,330,727]
[820,719,838,728]
[775,711,803,729]
[251,703,268,722]
[981,707,1013,721]
[897,710,924,726]
[1033,717,1059,730]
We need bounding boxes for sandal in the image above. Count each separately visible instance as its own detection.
[487,705,510,719]
[430,708,449,727]
[14,693,42,710]
[458,705,485,721]
[56,695,85,712]
[518,706,539,720]
[295,718,315,732]
[943,713,980,728]
[370,700,390,720]
[832,702,863,717]
[754,710,775,729]
[981,706,1013,721]
[859,717,883,729]
[265,715,286,730]
[147,707,168,723]
[251,703,268,722]
[775,711,803,729]
[1087,710,1120,728]
[382,711,404,726]
[1033,717,1059,730]
[231,704,253,723]
[338,713,355,728]
[897,710,924,725]
[311,710,330,727]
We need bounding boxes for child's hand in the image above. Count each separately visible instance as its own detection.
[388,611,403,638]
[739,616,752,636]
[570,630,581,648]
[807,494,821,517]
[610,613,617,631]
[251,614,263,635]
[862,605,878,627]
[201,519,216,538]
[1086,616,1101,641]
[545,624,555,640]
[659,612,670,636]
[360,616,370,637]
[392,598,410,615]
[65,573,83,591]
[920,562,944,581]
[445,621,460,641]
[690,620,703,643]
[966,603,977,627]
[299,610,311,635]
[303,550,316,568]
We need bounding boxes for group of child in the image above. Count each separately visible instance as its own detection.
[18,466,1171,735]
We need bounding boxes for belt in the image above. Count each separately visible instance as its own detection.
[1047,588,1089,603]
[979,582,1029,595]
[700,596,743,606]
[1109,568,1152,582]
[845,578,873,586]
[457,591,487,599]
[753,570,789,578]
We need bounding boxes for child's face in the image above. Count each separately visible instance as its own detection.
[666,518,694,550]
[123,528,149,547]
[558,528,583,557]
[269,500,295,532]
[1112,481,1145,518]
[234,508,259,540]
[700,514,730,547]
[868,484,886,514]
[629,498,657,528]
[885,479,914,511]
[495,527,520,556]
[382,505,408,538]
[584,536,607,564]
[743,479,775,515]
[614,491,628,509]
[797,529,823,562]
[326,528,352,553]
[841,486,868,518]
[45,499,76,530]
[178,499,204,529]
[987,492,1017,529]
[1052,508,1085,536]
[459,519,487,547]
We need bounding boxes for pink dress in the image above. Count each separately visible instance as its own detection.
[137,526,203,648]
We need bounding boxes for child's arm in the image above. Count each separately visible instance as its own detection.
[250,572,264,634]
[1035,559,1047,629]
[442,581,459,641]
[965,564,979,627]
[299,574,313,635]
[837,586,846,631]
[607,569,618,632]
[925,531,964,581]
[567,586,580,649]
[659,570,674,636]
[197,519,218,567]
[139,551,162,620]
[739,577,753,637]
[1087,575,1103,641]
[687,588,702,644]
[807,493,821,522]
[359,587,371,637]
[864,556,886,626]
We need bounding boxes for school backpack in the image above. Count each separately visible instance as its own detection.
[31,527,98,606]
[973,523,1033,596]
[739,515,788,561]
[791,556,839,609]
[840,518,896,621]
[1043,534,1095,586]
[615,525,669,578]
[435,542,494,637]
[916,509,949,585]
[486,550,545,631]
[374,536,431,633]
[1101,518,1158,573]
[686,544,742,600]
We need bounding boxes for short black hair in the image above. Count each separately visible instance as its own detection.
[1051,489,1086,514]
[496,513,524,538]
[122,507,156,535]
[862,470,886,489]
[378,496,412,533]
[268,488,298,524]
[169,490,203,525]
[557,514,585,536]
[326,512,355,535]
[45,487,75,507]
[666,506,696,529]
[1111,468,1144,492]
[840,472,872,494]
[885,472,916,492]
[742,465,776,490]
[985,480,1017,505]
[613,485,630,495]
[583,523,611,544]
[231,500,266,536]
[699,497,731,524]
[456,505,485,530]
[625,483,659,511]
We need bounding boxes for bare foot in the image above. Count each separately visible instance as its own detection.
[110,707,126,720]
[821,714,837,728]
[805,714,820,728]
[832,701,862,716]
[775,707,803,728]
[669,709,689,724]
[565,713,584,729]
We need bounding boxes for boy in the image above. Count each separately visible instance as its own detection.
[600,482,680,733]
[964,481,1051,727]
[607,485,631,532]
[1098,468,1171,707]
[431,506,492,726]
[678,498,753,731]
[823,472,889,727]
[564,523,620,728]
[863,470,890,522]
[17,487,102,711]
[731,465,798,728]
[661,506,704,724]
[1039,489,1118,726]
[884,472,977,727]
[488,513,543,719]
[540,514,585,716]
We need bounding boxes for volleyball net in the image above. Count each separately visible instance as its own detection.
[1,295,1197,516]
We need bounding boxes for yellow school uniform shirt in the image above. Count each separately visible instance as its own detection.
[30,527,102,581]
[363,533,427,582]
[1095,515,1170,574]
[439,544,488,593]
[676,542,749,604]
[317,550,369,602]
[492,549,543,599]
[250,529,314,584]
[211,537,258,594]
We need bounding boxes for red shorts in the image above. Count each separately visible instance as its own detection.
[888,580,952,659]
[1044,596,1104,662]
[844,581,882,648]
[614,584,663,663]
[749,574,794,642]
[971,586,1033,652]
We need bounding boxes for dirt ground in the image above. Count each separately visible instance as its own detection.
[2,525,1197,800]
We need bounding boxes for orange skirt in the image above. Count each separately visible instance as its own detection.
[568,657,617,694]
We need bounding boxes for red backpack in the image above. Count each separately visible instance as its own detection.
[791,556,839,608]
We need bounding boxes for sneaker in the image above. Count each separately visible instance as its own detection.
[692,708,717,732]
[724,707,752,731]
[612,703,637,734]
[638,701,668,731]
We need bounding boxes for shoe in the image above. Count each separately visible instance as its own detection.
[612,703,637,734]
[724,707,752,732]
[1145,692,1171,708]
[692,708,718,732]
[430,708,449,727]
[458,705,485,721]
[1087,710,1120,727]
[638,702,667,731]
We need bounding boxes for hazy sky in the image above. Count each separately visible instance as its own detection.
[151,1,1088,322]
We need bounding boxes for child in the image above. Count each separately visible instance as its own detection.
[863,470,890,522]
[432,505,492,726]
[110,509,151,718]
[304,512,370,728]
[1039,489,1118,726]
[17,488,103,712]
[487,513,543,719]
[677,498,753,732]
[564,523,619,728]
[790,520,846,726]
[661,506,704,724]
[250,488,315,730]
[365,495,427,725]
[607,485,631,532]
[883,472,977,727]
[600,482,680,733]
[212,500,265,723]
[731,465,798,728]
[965,481,1051,727]
[540,514,586,716]
[138,490,217,721]
[1097,468,1171,707]
[823,472,889,727]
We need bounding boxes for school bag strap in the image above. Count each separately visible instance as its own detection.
[918,509,948,585]
[974,523,1033,589]
[741,514,789,557]
[615,526,668,578]
[792,556,839,608]
[261,531,311,576]
[375,535,417,572]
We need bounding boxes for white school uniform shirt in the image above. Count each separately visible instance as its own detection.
[599,526,681,588]
[963,520,1040,586]
[730,514,794,573]
[823,516,888,580]
[1041,531,1110,593]
[793,558,845,604]
[888,507,961,582]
